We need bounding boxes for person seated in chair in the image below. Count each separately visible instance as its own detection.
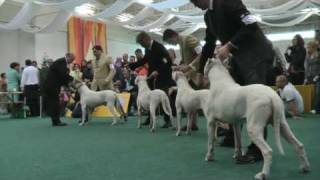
[276,75,304,119]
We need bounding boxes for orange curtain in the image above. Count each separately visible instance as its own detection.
[68,17,107,65]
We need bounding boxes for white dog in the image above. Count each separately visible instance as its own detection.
[204,58,310,180]
[74,81,127,126]
[135,76,173,132]
[172,71,209,136]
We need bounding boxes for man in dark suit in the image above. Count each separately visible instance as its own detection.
[190,0,274,163]
[129,31,175,128]
[43,53,74,126]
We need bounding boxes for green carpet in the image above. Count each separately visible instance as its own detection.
[0,114,319,180]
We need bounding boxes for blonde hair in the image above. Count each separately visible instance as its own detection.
[307,41,318,54]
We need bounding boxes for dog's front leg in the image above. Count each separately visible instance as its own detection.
[233,123,243,159]
[107,103,118,126]
[176,106,182,136]
[137,104,142,129]
[186,112,195,135]
[150,103,157,133]
[205,118,216,161]
[80,104,86,126]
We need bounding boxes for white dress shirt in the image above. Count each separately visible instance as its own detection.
[279,83,304,114]
[20,66,39,88]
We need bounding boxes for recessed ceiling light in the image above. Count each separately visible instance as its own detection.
[74,3,95,17]
[300,7,320,14]
[116,13,134,22]
[149,28,162,32]
[136,0,154,4]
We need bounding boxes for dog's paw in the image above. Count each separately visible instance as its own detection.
[137,125,141,129]
[185,131,191,136]
[255,172,267,180]
[111,122,117,126]
[78,123,84,126]
[176,132,181,136]
[299,164,311,173]
[205,154,214,162]
[150,129,155,133]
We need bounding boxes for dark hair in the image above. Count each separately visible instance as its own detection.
[92,45,103,52]
[294,34,305,47]
[0,73,5,78]
[163,29,178,42]
[32,60,37,65]
[135,48,142,54]
[136,31,150,44]
[25,59,32,66]
[10,62,20,69]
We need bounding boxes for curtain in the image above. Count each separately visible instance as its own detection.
[68,17,107,65]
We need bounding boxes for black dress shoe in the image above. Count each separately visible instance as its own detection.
[219,137,235,148]
[78,118,89,123]
[245,144,263,161]
[181,125,199,131]
[235,155,256,164]
[142,117,150,126]
[52,122,67,127]
[235,147,263,164]
[161,123,172,128]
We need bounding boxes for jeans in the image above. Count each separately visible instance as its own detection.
[314,80,320,112]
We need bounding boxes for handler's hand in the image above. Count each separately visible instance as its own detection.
[216,44,231,60]
[179,65,192,73]
[149,71,159,78]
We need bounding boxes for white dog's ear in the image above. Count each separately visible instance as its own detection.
[204,58,214,76]
[212,58,223,65]
[134,76,140,85]
[172,71,177,81]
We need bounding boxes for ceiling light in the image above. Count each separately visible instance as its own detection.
[136,0,154,4]
[301,7,320,14]
[116,13,134,22]
[149,28,162,32]
[171,8,179,12]
[74,3,95,17]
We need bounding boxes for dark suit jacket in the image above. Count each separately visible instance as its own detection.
[43,57,73,94]
[129,40,174,89]
[199,0,273,73]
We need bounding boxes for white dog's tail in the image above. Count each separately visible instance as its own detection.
[271,96,285,155]
[161,93,172,118]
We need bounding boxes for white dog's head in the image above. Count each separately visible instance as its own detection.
[134,76,147,85]
[172,71,185,82]
[203,58,226,76]
[73,79,86,89]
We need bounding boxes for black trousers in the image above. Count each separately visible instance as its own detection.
[44,88,61,125]
[24,84,40,116]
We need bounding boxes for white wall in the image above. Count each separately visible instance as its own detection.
[35,31,68,62]
[0,29,35,73]
[0,23,141,75]
[106,24,140,59]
